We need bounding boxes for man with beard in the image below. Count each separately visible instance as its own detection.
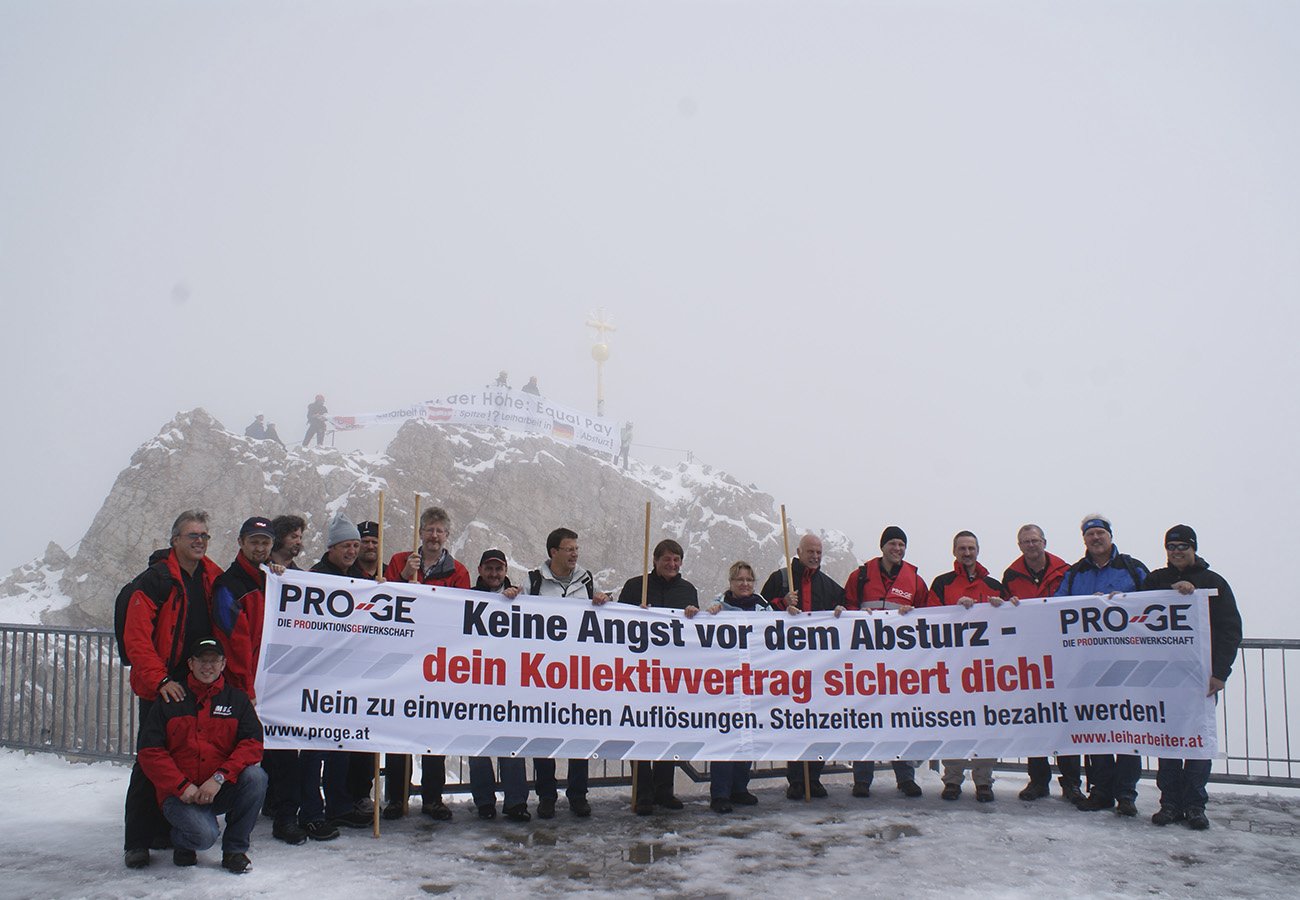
[211,517,301,843]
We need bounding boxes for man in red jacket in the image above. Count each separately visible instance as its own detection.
[137,637,267,875]
[1000,524,1081,803]
[122,509,224,869]
[840,526,927,798]
[382,505,469,819]
[932,531,1006,802]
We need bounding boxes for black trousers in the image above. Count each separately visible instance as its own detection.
[124,698,170,851]
[1026,754,1082,787]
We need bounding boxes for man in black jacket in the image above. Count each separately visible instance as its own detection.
[761,534,845,799]
[1142,525,1242,830]
[619,539,697,814]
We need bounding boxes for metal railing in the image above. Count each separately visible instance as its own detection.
[2,624,1296,791]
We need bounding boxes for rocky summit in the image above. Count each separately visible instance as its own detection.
[2,409,856,627]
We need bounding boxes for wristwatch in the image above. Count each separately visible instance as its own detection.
[212,772,226,785]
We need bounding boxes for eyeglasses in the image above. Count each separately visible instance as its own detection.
[730,577,755,583]
[1165,542,1192,552]
[180,532,211,542]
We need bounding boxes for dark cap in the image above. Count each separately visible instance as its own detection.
[239,516,275,539]
[1165,524,1197,549]
[357,521,380,539]
[479,549,507,566]
[880,526,908,548]
[189,637,224,659]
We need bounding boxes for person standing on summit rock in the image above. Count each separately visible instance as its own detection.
[302,394,328,447]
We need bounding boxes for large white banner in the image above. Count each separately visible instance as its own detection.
[328,388,620,455]
[256,568,1217,761]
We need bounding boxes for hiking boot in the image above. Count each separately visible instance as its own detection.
[354,797,375,815]
[477,804,497,820]
[569,796,592,818]
[1061,783,1085,805]
[1116,798,1138,817]
[303,820,340,841]
[730,791,759,806]
[851,783,871,798]
[1018,781,1049,801]
[1152,806,1184,826]
[272,820,308,845]
[710,797,734,814]
[898,780,923,798]
[421,798,453,821]
[330,809,372,829]
[809,782,828,799]
[381,801,406,820]
[941,784,961,801]
[1186,808,1210,830]
[786,784,805,800]
[976,785,995,803]
[221,852,252,874]
[634,798,653,816]
[655,794,684,810]
[172,848,197,867]
[124,848,150,869]
[538,797,557,819]
[1076,794,1114,812]
[503,804,531,822]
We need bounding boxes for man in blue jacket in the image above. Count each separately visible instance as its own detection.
[1055,514,1149,816]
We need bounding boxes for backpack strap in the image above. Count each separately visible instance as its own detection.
[580,571,594,599]
[856,563,868,605]
[528,569,542,596]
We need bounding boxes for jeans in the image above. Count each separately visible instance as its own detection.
[1086,754,1141,802]
[710,762,753,800]
[1156,757,1211,811]
[1026,754,1082,788]
[299,750,351,823]
[468,757,528,809]
[534,758,589,800]
[162,766,268,854]
[852,760,916,787]
[786,760,826,788]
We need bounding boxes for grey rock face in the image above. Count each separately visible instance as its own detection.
[5,409,858,626]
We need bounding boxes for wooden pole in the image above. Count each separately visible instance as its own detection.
[780,504,811,802]
[632,501,652,810]
[372,491,385,837]
[412,493,422,555]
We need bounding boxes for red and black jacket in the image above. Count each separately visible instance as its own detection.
[844,558,931,610]
[137,672,263,806]
[763,558,845,612]
[930,561,1004,606]
[383,550,470,588]
[123,550,223,701]
[212,552,266,701]
[1001,552,1069,600]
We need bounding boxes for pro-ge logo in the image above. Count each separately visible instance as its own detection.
[1060,603,1193,635]
[278,583,416,624]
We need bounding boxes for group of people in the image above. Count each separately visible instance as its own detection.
[119,506,1242,875]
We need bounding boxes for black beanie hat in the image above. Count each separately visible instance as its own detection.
[880,526,908,548]
[1164,524,1197,549]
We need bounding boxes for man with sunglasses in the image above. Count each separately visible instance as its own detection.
[122,510,224,869]
[1141,525,1242,830]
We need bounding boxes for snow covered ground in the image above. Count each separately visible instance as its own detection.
[3,748,1297,899]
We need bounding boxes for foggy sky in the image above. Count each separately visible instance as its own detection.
[2,1,1297,636]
